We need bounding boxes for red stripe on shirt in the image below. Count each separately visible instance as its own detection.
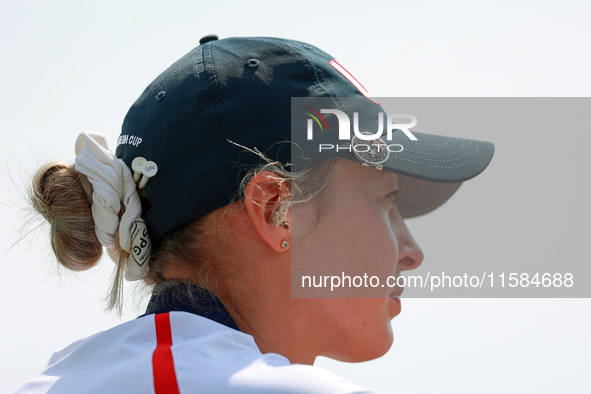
[152,313,180,394]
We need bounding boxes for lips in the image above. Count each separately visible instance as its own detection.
[389,286,404,298]
[388,285,403,312]
[388,293,402,316]
[390,294,401,305]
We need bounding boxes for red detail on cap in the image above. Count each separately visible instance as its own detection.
[329,59,378,105]
[153,313,180,394]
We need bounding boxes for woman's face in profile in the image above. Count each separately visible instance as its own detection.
[291,159,424,361]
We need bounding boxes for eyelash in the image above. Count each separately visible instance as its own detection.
[387,189,404,202]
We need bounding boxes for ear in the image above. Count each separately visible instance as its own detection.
[243,171,291,252]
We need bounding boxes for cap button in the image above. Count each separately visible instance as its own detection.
[199,34,219,45]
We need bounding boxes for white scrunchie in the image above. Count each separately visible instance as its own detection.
[74,132,149,281]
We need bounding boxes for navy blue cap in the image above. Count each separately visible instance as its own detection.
[116,35,494,242]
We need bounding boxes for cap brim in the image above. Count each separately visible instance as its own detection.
[395,177,462,218]
[341,131,494,218]
[380,131,495,183]
[386,131,494,217]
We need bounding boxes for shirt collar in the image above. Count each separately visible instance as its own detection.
[140,283,240,331]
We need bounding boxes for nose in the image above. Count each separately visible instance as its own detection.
[397,229,424,271]
[392,208,424,271]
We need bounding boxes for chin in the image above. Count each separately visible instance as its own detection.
[324,324,394,362]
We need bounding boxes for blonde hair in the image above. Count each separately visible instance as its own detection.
[30,156,336,311]
[31,162,102,271]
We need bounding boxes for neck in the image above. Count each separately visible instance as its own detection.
[224,294,319,365]
[216,254,321,365]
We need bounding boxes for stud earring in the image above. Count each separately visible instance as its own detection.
[281,240,289,249]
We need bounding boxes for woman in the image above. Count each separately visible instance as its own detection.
[17,35,494,393]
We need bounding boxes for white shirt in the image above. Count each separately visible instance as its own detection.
[16,311,376,393]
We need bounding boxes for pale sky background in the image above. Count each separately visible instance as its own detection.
[1,0,590,393]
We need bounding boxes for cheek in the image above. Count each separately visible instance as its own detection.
[360,210,400,272]
[331,214,399,297]
[291,199,399,297]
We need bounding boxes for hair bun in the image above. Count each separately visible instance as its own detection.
[31,162,103,271]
